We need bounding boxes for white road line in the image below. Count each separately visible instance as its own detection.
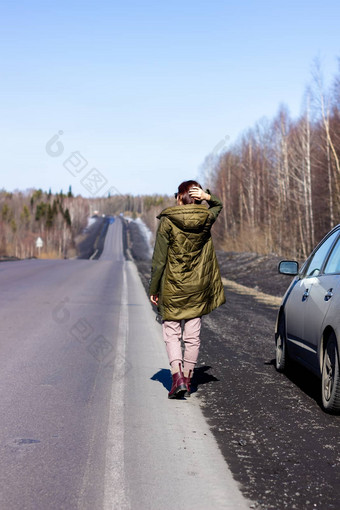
[89,249,98,260]
[103,261,130,510]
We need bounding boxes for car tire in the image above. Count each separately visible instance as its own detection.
[321,333,340,413]
[276,314,288,372]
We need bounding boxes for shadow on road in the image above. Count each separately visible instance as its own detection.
[266,357,323,409]
[151,365,219,395]
[151,369,172,391]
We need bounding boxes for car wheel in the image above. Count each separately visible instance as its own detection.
[321,333,340,413]
[276,315,288,372]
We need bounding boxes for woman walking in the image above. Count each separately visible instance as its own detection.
[149,180,225,399]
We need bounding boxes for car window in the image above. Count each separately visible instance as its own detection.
[305,230,340,277]
[324,235,340,274]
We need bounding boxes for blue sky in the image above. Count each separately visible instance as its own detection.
[0,0,339,197]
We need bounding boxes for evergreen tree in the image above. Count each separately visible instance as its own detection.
[64,208,72,227]
[52,199,58,216]
[1,203,10,222]
[33,189,43,201]
[35,202,47,221]
[46,204,54,228]
[20,205,30,227]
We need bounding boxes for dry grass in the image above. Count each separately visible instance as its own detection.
[222,277,282,309]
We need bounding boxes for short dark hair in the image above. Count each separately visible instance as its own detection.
[177,180,202,204]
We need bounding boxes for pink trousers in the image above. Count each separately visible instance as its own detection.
[162,318,202,368]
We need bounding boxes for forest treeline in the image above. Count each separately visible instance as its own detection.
[0,187,89,258]
[104,61,340,259]
[0,187,173,259]
[2,61,340,260]
[201,61,340,258]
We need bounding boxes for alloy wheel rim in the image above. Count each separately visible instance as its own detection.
[276,336,283,365]
[323,348,335,402]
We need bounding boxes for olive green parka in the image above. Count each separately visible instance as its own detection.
[149,194,226,320]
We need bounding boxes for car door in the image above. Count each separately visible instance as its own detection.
[284,228,340,369]
[302,275,340,370]
[303,235,340,365]
[284,277,310,344]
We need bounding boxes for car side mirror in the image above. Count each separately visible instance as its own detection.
[278,260,299,276]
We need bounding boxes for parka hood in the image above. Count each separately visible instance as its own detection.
[157,204,210,232]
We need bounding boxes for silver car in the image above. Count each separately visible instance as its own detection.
[275,224,340,413]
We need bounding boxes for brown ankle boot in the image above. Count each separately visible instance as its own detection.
[168,364,187,399]
[183,369,193,396]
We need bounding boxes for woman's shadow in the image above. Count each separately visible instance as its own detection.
[151,365,219,395]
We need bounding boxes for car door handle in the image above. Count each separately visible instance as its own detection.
[302,289,309,301]
[324,288,333,301]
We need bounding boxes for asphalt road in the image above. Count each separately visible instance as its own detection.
[0,218,251,510]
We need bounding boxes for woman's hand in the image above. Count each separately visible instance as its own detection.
[189,186,211,201]
[150,294,159,305]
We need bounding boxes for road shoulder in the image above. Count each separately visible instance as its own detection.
[105,259,253,510]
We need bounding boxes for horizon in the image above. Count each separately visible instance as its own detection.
[1,0,340,197]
